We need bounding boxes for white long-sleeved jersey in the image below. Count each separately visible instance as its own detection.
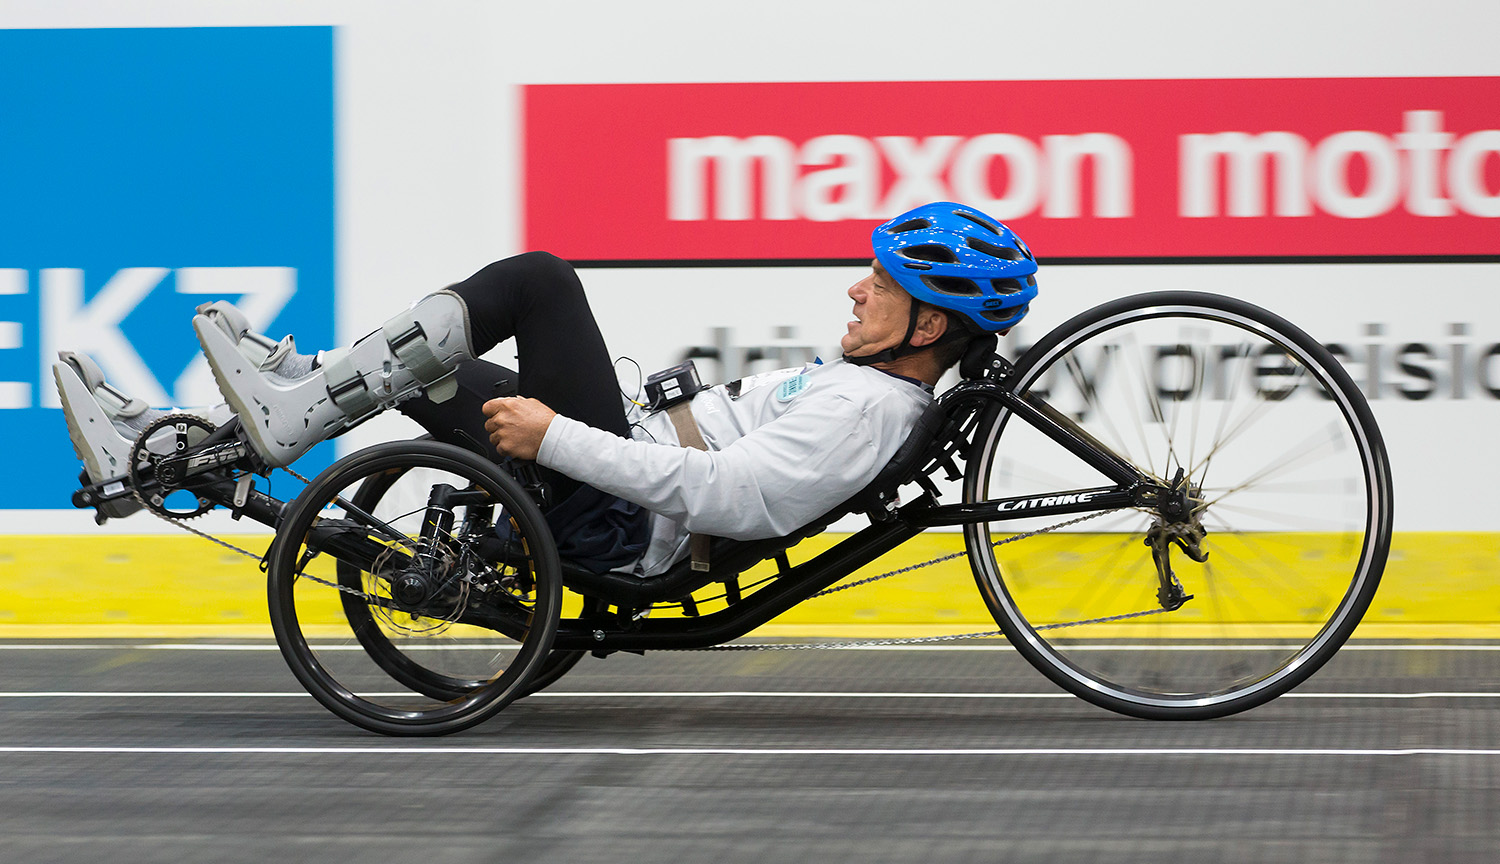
[536,358,933,576]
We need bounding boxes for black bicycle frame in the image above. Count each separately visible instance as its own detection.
[73,370,1160,653]
[911,382,1146,528]
[547,379,1159,652]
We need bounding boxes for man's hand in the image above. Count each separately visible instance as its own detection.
[482,396,557,461]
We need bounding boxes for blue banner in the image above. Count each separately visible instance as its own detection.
[0,27,335,509]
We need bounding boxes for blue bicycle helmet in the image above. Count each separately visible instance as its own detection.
[872,201,1038,333]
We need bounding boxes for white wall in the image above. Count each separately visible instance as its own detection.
[4,0,1496,534]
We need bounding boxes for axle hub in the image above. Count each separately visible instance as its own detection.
[392,570,432,606]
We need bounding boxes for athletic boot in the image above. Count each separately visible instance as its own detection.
[194,291,473,468]
[52,352,233,519]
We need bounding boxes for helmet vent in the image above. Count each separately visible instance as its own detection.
[923,275,983,296]
[889,218,931,233]
[982,304,1026,323]
[966,237,1025,261]
[953,210,1000,233]
[991,278,1025,295]
[902,244,959,264]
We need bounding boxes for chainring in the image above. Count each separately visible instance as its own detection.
[128,413,220,519]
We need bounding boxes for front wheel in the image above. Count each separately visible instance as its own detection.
[267,440,562,736]
[964,291,1392,719]
[339,451,591,702]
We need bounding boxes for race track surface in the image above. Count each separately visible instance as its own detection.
[1,640,1497,863]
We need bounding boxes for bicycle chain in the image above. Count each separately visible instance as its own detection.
[133,455,487,606]
[133,463,314,568]
[693,603,1182,652]
[677,507,1152,652]
[296,566,386,600]
[807,508,1120,600]
[142,458,1164,650]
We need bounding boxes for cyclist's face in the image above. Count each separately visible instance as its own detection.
[841,260,912,358]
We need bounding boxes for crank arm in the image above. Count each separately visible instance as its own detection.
[156,440,251,485]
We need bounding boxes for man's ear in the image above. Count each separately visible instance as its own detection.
[909,305,949,348]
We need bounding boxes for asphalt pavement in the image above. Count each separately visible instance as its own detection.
[1,639,1497,863]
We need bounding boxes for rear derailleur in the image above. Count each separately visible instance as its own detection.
[1141,468,1208,612]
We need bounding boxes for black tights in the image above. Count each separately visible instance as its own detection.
[397,251,630,506]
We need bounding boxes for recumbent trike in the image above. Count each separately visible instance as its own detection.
[71,290,1392,736]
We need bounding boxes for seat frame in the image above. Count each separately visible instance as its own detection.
[546,339,1153,654]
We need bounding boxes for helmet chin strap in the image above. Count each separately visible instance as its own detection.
[842,302,924,367]
[844,302,976,369]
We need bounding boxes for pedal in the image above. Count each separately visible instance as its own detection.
[72,471,138,523]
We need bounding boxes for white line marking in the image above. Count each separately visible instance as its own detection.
[1281,692,1500,699]
[0,642,1498,652]
[0,692,316,698]
[0,746,1496,757]
[0,690,1496,700]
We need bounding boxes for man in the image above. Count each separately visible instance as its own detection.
[55,202,1038,576]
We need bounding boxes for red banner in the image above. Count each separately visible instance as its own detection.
[524,78,1500,261]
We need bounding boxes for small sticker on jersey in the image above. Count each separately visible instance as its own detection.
[776,374,811,401]
[728,367,802,400]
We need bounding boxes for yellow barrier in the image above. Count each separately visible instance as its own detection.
[0,532,1495,639]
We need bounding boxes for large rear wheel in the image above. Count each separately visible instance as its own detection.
[964,291,1392,719]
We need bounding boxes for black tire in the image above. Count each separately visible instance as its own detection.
[341,455,592,702]
[268,440,562,736]
[963,291,1392,719]
[513,591,605,699]
[335,449,474,700]
[517,646,588,698]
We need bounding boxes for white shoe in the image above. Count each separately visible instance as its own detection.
[52,353,230,519]
[195,291,474,468]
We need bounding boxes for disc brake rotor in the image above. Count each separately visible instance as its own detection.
[367,541,466,635]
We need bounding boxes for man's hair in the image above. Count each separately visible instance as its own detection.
[922,304,979,374]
